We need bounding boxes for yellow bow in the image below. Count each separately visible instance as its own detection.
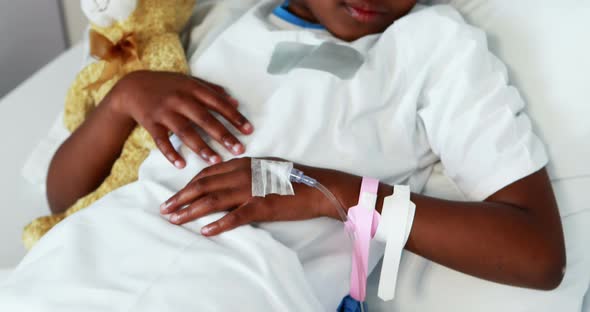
[86,30,142,89]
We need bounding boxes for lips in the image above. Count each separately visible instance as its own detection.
[344,1,388,23]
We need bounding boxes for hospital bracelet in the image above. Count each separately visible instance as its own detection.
[373,185,416,301]
[346,177,380,301]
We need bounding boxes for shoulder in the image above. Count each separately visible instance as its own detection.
[377,4,493,76]
[383,4,487,51]
[395,4,467,31]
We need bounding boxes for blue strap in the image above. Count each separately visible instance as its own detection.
[337,295,366,312]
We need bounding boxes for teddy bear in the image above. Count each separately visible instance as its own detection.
[22,0,196,250]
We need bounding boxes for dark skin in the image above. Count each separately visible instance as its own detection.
[287,0,417,41]
[47,0,566,293]
[47,71,254,211]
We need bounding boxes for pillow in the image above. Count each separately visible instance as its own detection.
[426,0,590,211]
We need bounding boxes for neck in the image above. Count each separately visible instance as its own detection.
[286,0,319,24]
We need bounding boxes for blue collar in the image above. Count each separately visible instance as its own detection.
[272,1,326,30]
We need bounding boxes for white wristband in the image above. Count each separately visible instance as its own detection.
[373,185,415,301]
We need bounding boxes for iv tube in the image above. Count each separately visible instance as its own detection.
[289,168,367,312]
[289,168,349,223]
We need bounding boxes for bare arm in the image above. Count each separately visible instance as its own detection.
[47,90,135,214]
[366,169,566,290]
[47,71,254,214]
[161,158,566,291]
[301,167,566,290]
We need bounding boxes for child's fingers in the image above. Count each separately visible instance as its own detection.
[145,124,185,169]
[187,80,253,135]
[162,163,251,214]
[191,157,251,182]
[168,188,249,225]
[161,170,243,214]
[160,112,221,165]
[176,102,246,156]
[200,202,258,236]
[192,77,237,106]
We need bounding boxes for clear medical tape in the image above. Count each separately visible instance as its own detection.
[251,159,366,311]
[251,158,295,197]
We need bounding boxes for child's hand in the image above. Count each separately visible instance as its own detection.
[111,71,254,168]
[160,158,362,236]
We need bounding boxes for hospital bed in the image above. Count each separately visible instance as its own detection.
[1,0,589,311]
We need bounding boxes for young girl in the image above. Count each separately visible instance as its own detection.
[1,0,565,310]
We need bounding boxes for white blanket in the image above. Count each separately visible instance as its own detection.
[1,140,364,311]
[0,193,324,311]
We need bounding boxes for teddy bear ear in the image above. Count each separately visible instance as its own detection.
[81,0,138,28]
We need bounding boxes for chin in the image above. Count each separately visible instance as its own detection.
[327,25,383,42]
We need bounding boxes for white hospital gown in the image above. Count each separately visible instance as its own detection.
[0,1,547,311]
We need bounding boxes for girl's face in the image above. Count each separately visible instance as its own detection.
[289,0,417,41]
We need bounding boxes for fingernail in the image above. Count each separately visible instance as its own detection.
[160,199,175,213]
[209,155,221,164]
[169,214,179,223]
[174,160,184,169]
[201,224,217,235]
[160,202,168,212]
[242,122,253,133]
[200,150,210,161]
[232,144,244,155]
[223,139,233,149]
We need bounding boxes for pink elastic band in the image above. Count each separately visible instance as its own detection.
[360,177,379,194]
[363,178,381,237]
[347,177,380,301]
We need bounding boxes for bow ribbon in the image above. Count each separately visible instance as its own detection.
[86,30,142,89]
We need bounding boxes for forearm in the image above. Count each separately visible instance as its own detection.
[314,168,565,290]
[47,90,136,214]
[402,192,564,290]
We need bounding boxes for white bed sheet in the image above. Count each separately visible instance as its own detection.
[0,43,84,269]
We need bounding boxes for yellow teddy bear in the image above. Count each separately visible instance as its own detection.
[22,0,196,250]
